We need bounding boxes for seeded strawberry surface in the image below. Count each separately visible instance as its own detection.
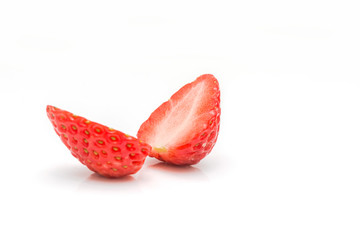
[46,105,151,178]
[137,74,221,165]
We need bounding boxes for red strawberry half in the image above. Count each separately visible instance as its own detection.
[137,74,220,165]
[46,105,151,178]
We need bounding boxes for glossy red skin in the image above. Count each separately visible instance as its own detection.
[137,74,221,165]
[46,105,151,178]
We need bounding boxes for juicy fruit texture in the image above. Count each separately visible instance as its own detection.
[46,105,151,178]
[137,74,220,165]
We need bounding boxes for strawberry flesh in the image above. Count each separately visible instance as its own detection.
[137,74,220,165]
[46,105,151,178]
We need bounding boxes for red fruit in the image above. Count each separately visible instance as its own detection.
[137,74,220,165]
[46,105,151,178]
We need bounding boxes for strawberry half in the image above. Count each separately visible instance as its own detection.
[137,74,220,165]
[46,105,151,178]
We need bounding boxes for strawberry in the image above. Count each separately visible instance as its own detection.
[137,74,220,165]
[46,105,151,178]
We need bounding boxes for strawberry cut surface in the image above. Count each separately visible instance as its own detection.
[137,74,220,165]
[46,105,151,178]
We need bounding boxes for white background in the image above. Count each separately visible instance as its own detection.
[1,0,359,239]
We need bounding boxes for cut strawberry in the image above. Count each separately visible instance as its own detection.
[137,74,220,165]
[46,105,151,178]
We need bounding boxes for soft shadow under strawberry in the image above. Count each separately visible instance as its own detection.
[149,161,203,174]
[86,173,136,183]
[76,173,141,193]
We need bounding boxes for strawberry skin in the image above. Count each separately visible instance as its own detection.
[137,74,220,165]
[46,105,151,178]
